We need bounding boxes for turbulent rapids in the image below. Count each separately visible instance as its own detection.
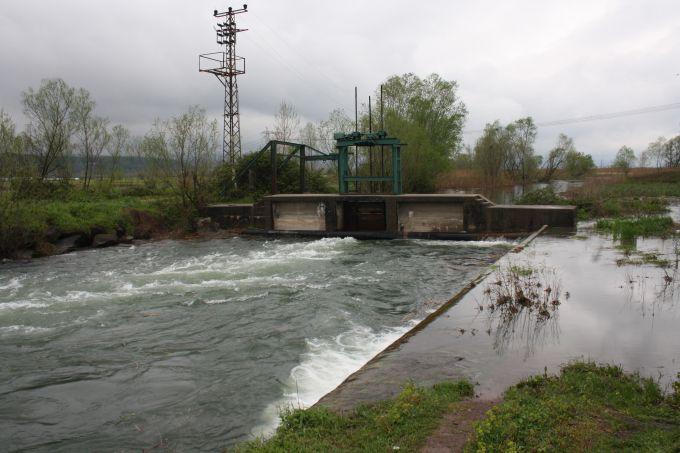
[0,236,510,451]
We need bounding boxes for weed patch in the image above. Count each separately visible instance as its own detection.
[467,362,680,452]
[238,380,474,452]
[481,262,566,357]
[596,216,675,242]
[616,250,672,268]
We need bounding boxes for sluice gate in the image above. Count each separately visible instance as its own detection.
[204,194,576,240]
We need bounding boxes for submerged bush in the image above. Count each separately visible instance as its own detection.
[516,187,569,206]
[596,216,674,241]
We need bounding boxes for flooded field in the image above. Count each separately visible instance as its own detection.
[319,226,680,410]
[0,236,510,451]
[443,179,583,204]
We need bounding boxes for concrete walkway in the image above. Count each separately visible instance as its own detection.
[317,229,680,411]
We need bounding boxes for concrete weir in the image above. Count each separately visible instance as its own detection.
[204,193,576,239]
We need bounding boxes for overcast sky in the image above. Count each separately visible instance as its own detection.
[1,0,679,163]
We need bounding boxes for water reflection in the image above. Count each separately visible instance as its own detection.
[481,261,566,358]
[623,266,680,319]
[443,180,584,204]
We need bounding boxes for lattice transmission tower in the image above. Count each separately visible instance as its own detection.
[199,4,248,164]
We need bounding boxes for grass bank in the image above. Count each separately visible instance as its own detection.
[467,362,680,452]
[0,182,186,259]
[596,216,675,241]
[514,168,680,220]
[239,363,680,452]
[238,380,474,452]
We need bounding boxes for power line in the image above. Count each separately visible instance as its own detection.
[246,25,348,108]
[463,101,680,134]
[250,11,349,100]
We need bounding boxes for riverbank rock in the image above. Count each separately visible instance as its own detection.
[32,242,57,258]
[92,233,119,248]
[45,226,61,243]
[196,217,218,233]
[55,235,81,254]
[14,249,33,261]
[124,208,166,239]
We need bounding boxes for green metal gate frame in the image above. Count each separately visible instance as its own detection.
[233,131,403,195]
[334,131,403,195]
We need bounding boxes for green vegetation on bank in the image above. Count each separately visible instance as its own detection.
[0,182,176,258]
[238,363,679,452]
[467,362,680,452]
[517,170,680,221]
[239,380,474,452]
[596,216,675,241]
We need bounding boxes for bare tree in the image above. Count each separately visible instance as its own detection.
[299,122,318,149]
[262,101,300,144]
[542,133,575,181]
[665,136,680,168]
[644,136,667,169]
[142,106,218,211]
[21,79,79,180]
[317,108,352,153]
[107,125,131,184]
[0,110,19,183]
[72,89,110,189]
[505,117,537,187]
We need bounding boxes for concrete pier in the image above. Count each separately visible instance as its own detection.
[203,193,576,239]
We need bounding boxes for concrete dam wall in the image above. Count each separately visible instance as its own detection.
[203,193,576,239]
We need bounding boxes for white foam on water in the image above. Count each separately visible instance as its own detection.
[203,292,270,305]
[0,301,50,311]
[254,320,419,438]
[136,275,309,292]
[151,237,359,278]
[0,277,23,292]
[413,239,514,248]
[0,325,52,334]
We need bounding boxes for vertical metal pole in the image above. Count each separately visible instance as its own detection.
[338,146,348,193]
[299,145,306,193]
[368,96,373,193]
[355,145,359,193]
[392,144,402,195]
[380,85,385,193]
[354,87,358,192]
[380,85,384,131]
[224,12,243,164]
[270,142,278,194]
[354,87,358,132]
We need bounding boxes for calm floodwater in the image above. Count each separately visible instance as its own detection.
[0,236,510,451]
[317,220,680,411]
[444,179,584,204]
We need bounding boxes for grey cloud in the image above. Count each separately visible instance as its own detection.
[1,0,678,162]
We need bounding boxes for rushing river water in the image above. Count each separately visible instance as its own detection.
[0,236,510,451]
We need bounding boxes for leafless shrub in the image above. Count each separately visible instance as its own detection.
[481,261,566,357]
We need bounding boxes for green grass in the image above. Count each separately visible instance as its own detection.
[237,380,474,452]
[596,216,675,241]
[616,250,672,268]
[571,194,670,220]
[516,186,671,220]
[467,362,680,452]
[0,190,173,257]
[602,181,680,198]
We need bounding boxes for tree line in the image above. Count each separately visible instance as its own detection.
[0,79,225,217]
[614,136,680,171]
[3,75,680,207]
